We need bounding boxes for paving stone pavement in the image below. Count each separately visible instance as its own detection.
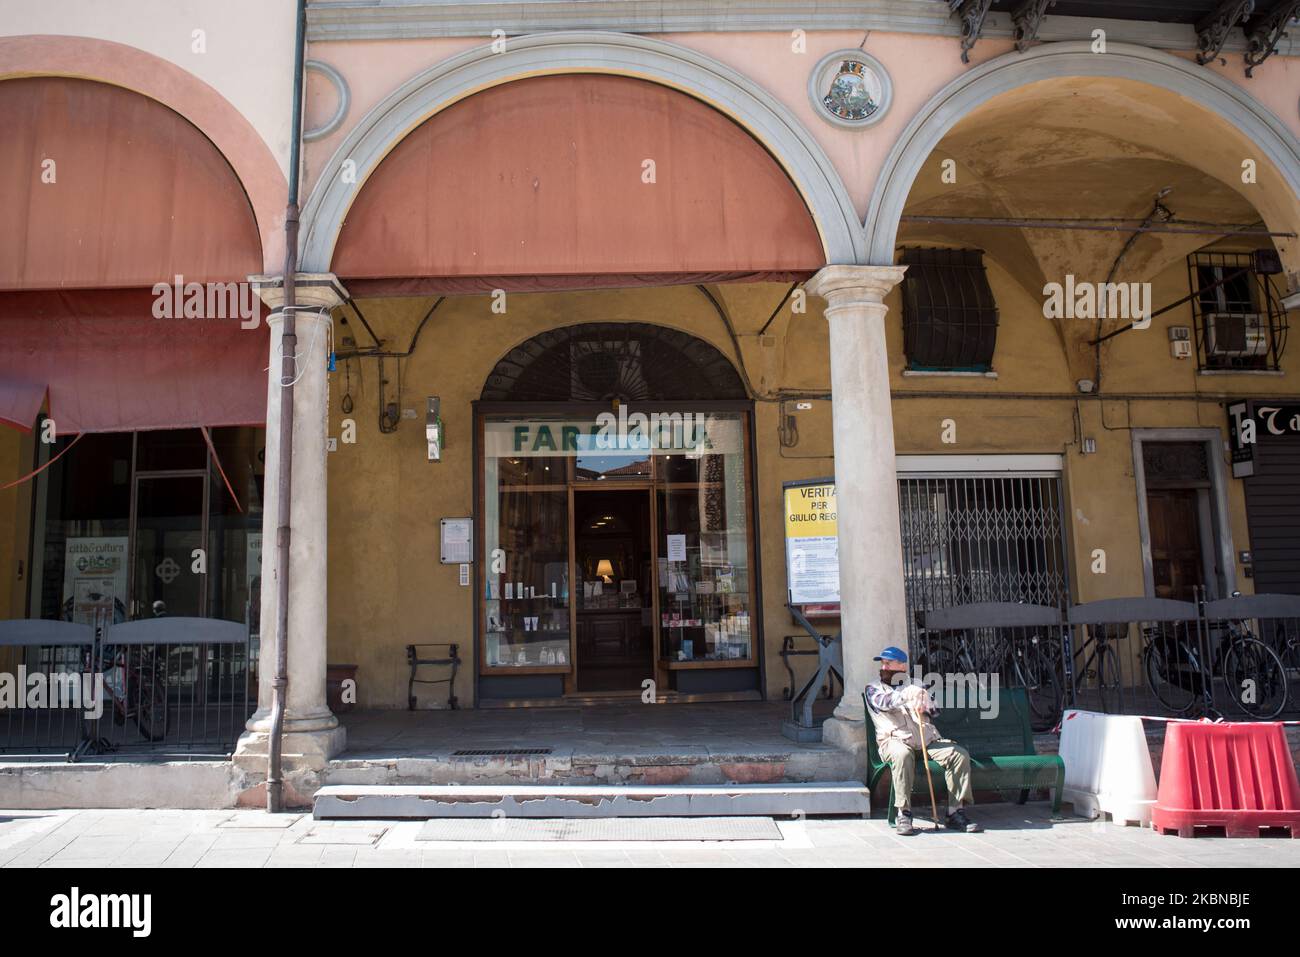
[1,804,1297,868]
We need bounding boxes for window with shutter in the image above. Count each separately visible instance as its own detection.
[899,247,999,372]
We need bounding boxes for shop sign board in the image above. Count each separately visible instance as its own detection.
[1228,401,1300,478]
[783,479,839,608]
[483,413,741,458]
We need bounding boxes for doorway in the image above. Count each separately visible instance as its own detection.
[1146,488,1205,602]
[572,488,654,693]
[1133,432,1235,601]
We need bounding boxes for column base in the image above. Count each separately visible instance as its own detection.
[231,722,346,810]
[233,712,346,774]
[822,715,871,782]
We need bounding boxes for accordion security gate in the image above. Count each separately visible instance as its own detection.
[899,473,1070,641]
[898,472,1070,730]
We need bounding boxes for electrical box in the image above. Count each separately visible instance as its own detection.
[1168,326,1192,359]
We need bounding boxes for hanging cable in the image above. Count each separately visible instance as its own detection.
[1,432,83,490]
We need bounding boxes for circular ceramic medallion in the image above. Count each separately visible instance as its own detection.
[808,49,893,129]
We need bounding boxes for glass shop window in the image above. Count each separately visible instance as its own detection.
[26,426,265,628]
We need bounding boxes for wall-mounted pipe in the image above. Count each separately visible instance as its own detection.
[268,0,307,814]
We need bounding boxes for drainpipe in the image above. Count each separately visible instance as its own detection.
[269,0,307,813]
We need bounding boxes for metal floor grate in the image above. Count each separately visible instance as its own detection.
[451,748,554,757]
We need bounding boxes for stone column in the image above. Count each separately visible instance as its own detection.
[235,274,347,777]
[803,265,909,754]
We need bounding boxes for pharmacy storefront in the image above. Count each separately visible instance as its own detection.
[475,404,760,704]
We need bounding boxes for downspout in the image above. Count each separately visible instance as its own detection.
[269,0,307,813]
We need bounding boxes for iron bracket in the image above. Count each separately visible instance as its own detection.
[1245,0,1300,76]
[1196,0,1256,64]
[949,0,995,64]
[1013,0,1057,52]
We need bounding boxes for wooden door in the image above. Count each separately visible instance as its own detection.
[1147,489,1204,601]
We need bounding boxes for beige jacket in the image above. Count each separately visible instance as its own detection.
[865,681,940,749]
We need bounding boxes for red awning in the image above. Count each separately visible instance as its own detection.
[0,376,46,432]
[0,290,268,433]
[332,74,826,285]
[1,77,263,290]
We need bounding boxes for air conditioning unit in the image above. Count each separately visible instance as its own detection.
[1204,312,1268,357]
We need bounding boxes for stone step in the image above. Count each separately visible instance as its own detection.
[313,781,870,820]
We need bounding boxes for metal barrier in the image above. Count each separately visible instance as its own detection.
[0,618,98,757]
[1067,597,1203,719]
[918,601,1070,732]
[0,615,254,760]
[918,592,1300,723]
[1200,593,1300,720]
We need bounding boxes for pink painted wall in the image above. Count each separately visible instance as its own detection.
[303,30,1299,230]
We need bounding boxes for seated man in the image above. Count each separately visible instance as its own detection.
[865,646,983,836]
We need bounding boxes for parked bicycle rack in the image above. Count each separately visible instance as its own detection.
[914,591,1299,723]
[918,601,1071,732]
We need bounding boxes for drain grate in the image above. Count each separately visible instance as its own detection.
[451,747,553,757]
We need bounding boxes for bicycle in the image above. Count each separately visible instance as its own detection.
[82,641,169,747]
[1068,623,1125,714]
[917,626,1063,731]
[1143,618,1288,719]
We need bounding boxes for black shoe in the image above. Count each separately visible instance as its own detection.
[896,811,916,836]
[945,808,983,833]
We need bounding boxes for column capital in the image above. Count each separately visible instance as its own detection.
[805,264,907,309]
[248,273,350,312]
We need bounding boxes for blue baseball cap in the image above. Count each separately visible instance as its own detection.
[873,646,908,664]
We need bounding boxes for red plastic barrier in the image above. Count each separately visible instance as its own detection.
[1151,721,1300,838]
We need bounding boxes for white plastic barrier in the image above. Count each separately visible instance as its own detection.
[1059,709,1157,827]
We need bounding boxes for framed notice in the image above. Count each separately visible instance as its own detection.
[783,479,840,611]
[440,518,473,564]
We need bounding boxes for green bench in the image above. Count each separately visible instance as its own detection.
[863,686,1065,824]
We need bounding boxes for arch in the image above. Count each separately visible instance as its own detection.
[0,76,262,288]
[301,31,863,272]
[865,42,1300,274]
[0,34,287,273]
[480,322,748,402]
[331,73,824,285]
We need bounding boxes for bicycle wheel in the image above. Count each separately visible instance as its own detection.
[1221,637,1289,719]
[916,634,960,679]
[1093,642,1123,714]
[1010,643,1063,731]
[134,679,169,742]
[1142,638,1200,715]
[131,649,169,742]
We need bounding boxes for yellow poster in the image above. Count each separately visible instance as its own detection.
[783,483,839,604]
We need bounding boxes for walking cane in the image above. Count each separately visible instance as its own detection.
[912,705,941,830]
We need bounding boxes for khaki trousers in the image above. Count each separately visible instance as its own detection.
[879,737,975,810]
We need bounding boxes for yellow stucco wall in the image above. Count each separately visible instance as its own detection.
[320,249,1300,709]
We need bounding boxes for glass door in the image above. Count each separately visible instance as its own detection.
[130,474,207,620]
